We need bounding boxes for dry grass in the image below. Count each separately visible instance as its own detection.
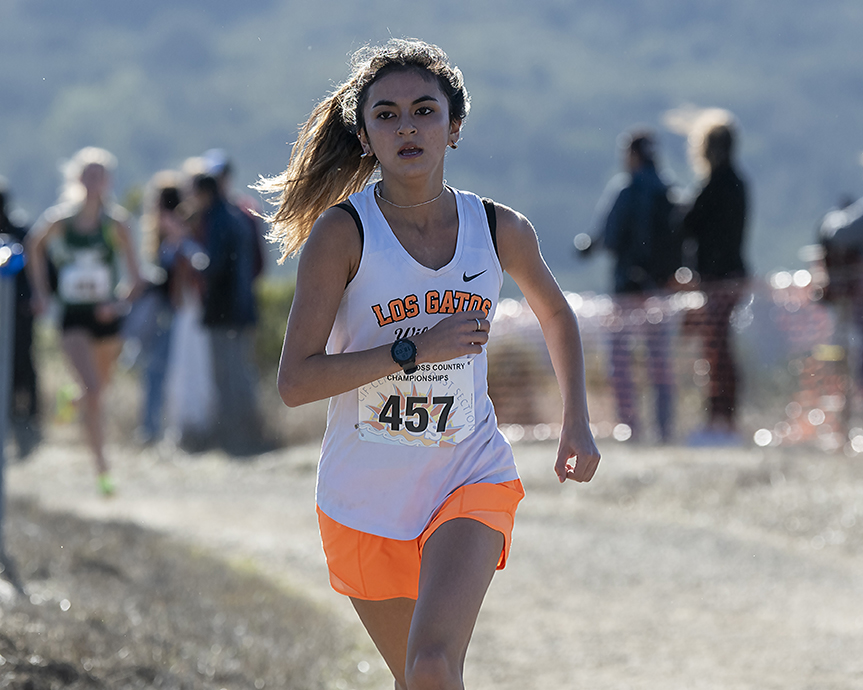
[1,498,372,690]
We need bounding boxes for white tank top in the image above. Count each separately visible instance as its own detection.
[316,184,519,539]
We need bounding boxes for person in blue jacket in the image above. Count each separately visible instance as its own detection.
[191,172,263,453]
[579,129,679,443]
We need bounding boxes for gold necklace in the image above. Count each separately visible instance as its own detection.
[375,182,447,209]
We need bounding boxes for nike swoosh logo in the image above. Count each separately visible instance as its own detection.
[463,270,487,282]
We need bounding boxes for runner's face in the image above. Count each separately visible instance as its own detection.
[360,70,459,179]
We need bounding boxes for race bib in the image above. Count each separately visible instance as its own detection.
[357,357,475,448]
[58,252,112,304]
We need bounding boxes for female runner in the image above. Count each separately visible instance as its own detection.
[258,39,600,689]
[27,147,142,495]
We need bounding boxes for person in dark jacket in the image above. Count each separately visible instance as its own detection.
[580,129,679,443]
[682,112,749,445]
[191,173,263,453]
[0,179,41,458]
[818,193,863,424]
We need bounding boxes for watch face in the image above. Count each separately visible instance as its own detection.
[393,339,416,363]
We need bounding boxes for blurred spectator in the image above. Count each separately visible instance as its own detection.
[681,110,749,446]
[1,178,41,458]
[155,166,216,451]
[26,147,143,495]
[819,194,863,303]
[131,171,199,445]
[200,151,269,449]
[818,190,863,404]
[191,172,263,454]
[578,128,679,443]
[202,148,266,283]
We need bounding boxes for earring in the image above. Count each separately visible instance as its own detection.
[449,142,458,150]
[360,151,372,159]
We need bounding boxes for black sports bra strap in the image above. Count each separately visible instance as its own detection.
[482,198,499,259]
[335,201,364,247]
[337,198,496,259]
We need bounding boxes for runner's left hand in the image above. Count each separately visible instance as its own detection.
[554,417,600,483]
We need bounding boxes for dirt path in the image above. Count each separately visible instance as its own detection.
[7,435,863,689]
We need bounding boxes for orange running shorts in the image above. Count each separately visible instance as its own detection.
[317,479,525,601]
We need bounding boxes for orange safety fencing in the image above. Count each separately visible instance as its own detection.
[486,270,863,455]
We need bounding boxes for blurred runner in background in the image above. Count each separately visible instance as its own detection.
[26,147,143,495]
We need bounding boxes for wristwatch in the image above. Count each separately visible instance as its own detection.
[391,338,418,375]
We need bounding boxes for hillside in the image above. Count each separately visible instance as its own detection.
[1,0,862,290]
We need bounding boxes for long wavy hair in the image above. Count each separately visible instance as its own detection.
[140,170,184,262]
[255,38,470,262]
[687,109,737,179]
[59,146,118,205]
[39,146,121,226]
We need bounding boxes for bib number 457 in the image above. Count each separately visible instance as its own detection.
[378,395,454,433]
